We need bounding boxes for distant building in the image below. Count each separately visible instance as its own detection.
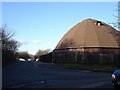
[53,18,120,65]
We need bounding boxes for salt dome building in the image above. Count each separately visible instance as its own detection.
[53,18,120,64]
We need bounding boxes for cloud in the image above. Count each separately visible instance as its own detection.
[18,40,29,44]
[18,40,42,45]
[32,40,41,44]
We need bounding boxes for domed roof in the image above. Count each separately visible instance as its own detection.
[55,18,120,49]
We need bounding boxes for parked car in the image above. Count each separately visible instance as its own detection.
[112,69,120,89]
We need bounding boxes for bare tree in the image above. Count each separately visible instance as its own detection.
[35,49,52,57]
[1,25,21,66]
[18,51,30,60]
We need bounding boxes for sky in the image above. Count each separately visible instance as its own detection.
[2,2,119,55]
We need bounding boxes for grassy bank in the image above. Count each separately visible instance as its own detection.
[2,60,18,67]
[55,63,118,73]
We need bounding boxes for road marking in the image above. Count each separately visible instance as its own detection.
[9,81,46,88]
[8,80,57,88]
[82,70,91,72]
[40,81,45,84]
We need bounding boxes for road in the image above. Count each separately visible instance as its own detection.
[2,61,114,89]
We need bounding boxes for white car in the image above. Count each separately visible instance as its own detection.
[36,58,39,61]
[19,58,25,61]
[28,59,31,61]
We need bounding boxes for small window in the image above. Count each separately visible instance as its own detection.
[96,21,103,26]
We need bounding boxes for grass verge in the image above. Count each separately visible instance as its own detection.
[55,63,118,73]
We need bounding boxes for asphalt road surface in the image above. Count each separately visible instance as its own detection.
[2,61,114,89]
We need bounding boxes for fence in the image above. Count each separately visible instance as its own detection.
[52,49,120,66]
[39,52,52,63]
[38,48,120,67]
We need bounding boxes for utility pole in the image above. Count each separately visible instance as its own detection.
[117,2,120,69]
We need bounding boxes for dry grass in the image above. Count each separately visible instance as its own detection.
[55,63,118,73]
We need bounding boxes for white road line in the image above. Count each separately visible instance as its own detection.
[9,80,57,88]
[82,70,91,72]
[9,81,46,88]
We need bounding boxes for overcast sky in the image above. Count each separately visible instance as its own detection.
[2,2,118,55]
